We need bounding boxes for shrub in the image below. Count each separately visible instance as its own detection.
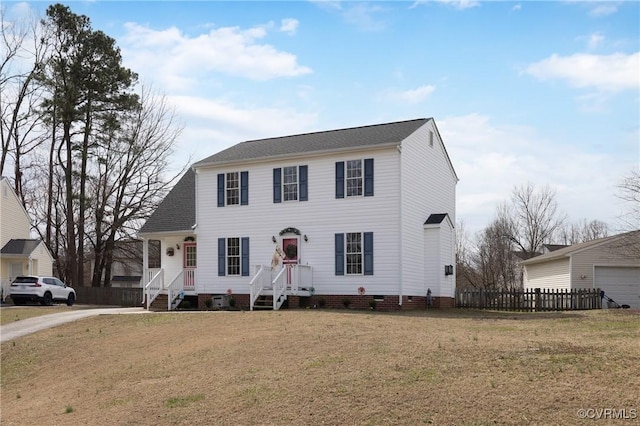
[318,297,326,308]
[204,299,213,310]
[342,297,351,308]
[228,297,236,308]
[369,300,377,310]
[180,300,191,310]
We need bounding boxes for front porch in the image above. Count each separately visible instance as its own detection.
[143,264,314,311]
[249,264,314,310]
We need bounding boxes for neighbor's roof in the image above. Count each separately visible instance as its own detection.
[139,169,196,234]
[1,239,42,256]
[521,230,640,265]
[193,118,431,167]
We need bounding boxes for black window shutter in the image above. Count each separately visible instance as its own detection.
[241,237,250,276]
[364,158,374,197]
[364,232,374,275]
[273,168,282,203]
[217,238,226,276]
[335,162,344,199]
[240,171,249,205]
[299,165,308,201]
[217,174,225,207]
[335,233,344,275]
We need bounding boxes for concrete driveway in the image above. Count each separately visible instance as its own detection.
[0,306,149,343]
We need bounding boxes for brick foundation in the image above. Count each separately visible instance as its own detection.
[196,293,454,311]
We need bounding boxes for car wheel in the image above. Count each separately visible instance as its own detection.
[66,293,75,306]
[41,292,53,306]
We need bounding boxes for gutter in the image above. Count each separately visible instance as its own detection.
[397,144,403,307]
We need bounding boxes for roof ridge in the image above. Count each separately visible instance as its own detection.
[238,118,430,146]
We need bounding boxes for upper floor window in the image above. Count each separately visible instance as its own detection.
[283,166,298,201]
[346,160,362,197]
[273,166,308,203]
[336,159,374,199]
[217,171,248,207]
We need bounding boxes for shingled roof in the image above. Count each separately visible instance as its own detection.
[139,169,196,234]
[1,239,42,256]
[193,118,431,167]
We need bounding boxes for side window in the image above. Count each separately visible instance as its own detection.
[336,159,373,198]
[217,172,249,207]
[274,166,308,203]
[43,278,53,285]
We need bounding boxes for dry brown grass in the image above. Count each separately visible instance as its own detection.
[1,308,639,425]
[0,305,82,325]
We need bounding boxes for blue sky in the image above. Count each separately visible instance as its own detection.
[7,1,640,236]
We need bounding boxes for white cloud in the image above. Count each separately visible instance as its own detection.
[384,85,436,103]
[280,18,299,35]
[525,52,640,93]
[586,32,605,50]
[511,4,522,12]
[436,0,481,10]
[342,3,387,31]
[589,4,618,17]
[165,95,318,170]
[438,113,627,235]
[120,22,312,91]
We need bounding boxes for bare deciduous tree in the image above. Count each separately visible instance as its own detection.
[498,183,566,257]
[88,86,184,287]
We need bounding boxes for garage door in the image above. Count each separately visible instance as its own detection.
[595,266,640,309]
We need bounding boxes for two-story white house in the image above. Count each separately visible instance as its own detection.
[139,118,458,310]
[1,176,54,300]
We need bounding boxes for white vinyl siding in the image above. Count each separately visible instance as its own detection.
[400,123,457,298]
[523,259,571,290]
[195,148,401,296]
[0,179,31,247]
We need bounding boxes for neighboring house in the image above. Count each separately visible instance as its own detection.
[522,231,640,309]
[0,177,53,300]
[139,118,458,310]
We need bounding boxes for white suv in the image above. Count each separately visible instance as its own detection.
[10,276,76,306]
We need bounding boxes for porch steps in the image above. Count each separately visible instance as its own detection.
[253,295,274,310]
[149,294,169,311]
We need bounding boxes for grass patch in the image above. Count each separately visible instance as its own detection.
[1,309,638,425]
[164,394,204,408]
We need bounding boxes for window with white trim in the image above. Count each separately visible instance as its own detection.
[226,172,239,205]
[346,160,362,197]
[283,166,298,201]
[346,232,362,274]
[227,237,240,276]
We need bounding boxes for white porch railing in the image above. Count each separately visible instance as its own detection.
[166,269,195,311]
[272,266,288,310]
[249,264,314,311]
[249,265,271,311]
[145,269,164,310]
[289,265,313,293]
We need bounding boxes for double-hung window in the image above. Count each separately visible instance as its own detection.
[335,232,373,276]
[217,171,249,207]
[218,237,250,276]
[335,158,374,198]
[273,165,308,203]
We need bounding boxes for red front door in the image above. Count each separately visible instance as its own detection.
[282,238,298,285]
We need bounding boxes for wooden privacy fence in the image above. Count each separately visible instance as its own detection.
[456,288,601,311]
[74,287,142,307]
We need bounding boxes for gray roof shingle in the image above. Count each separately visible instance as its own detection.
[194,118,431,167]
[1,239,41,255]
[139,169,196,234]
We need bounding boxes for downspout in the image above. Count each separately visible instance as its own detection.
[397,144,403,307]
